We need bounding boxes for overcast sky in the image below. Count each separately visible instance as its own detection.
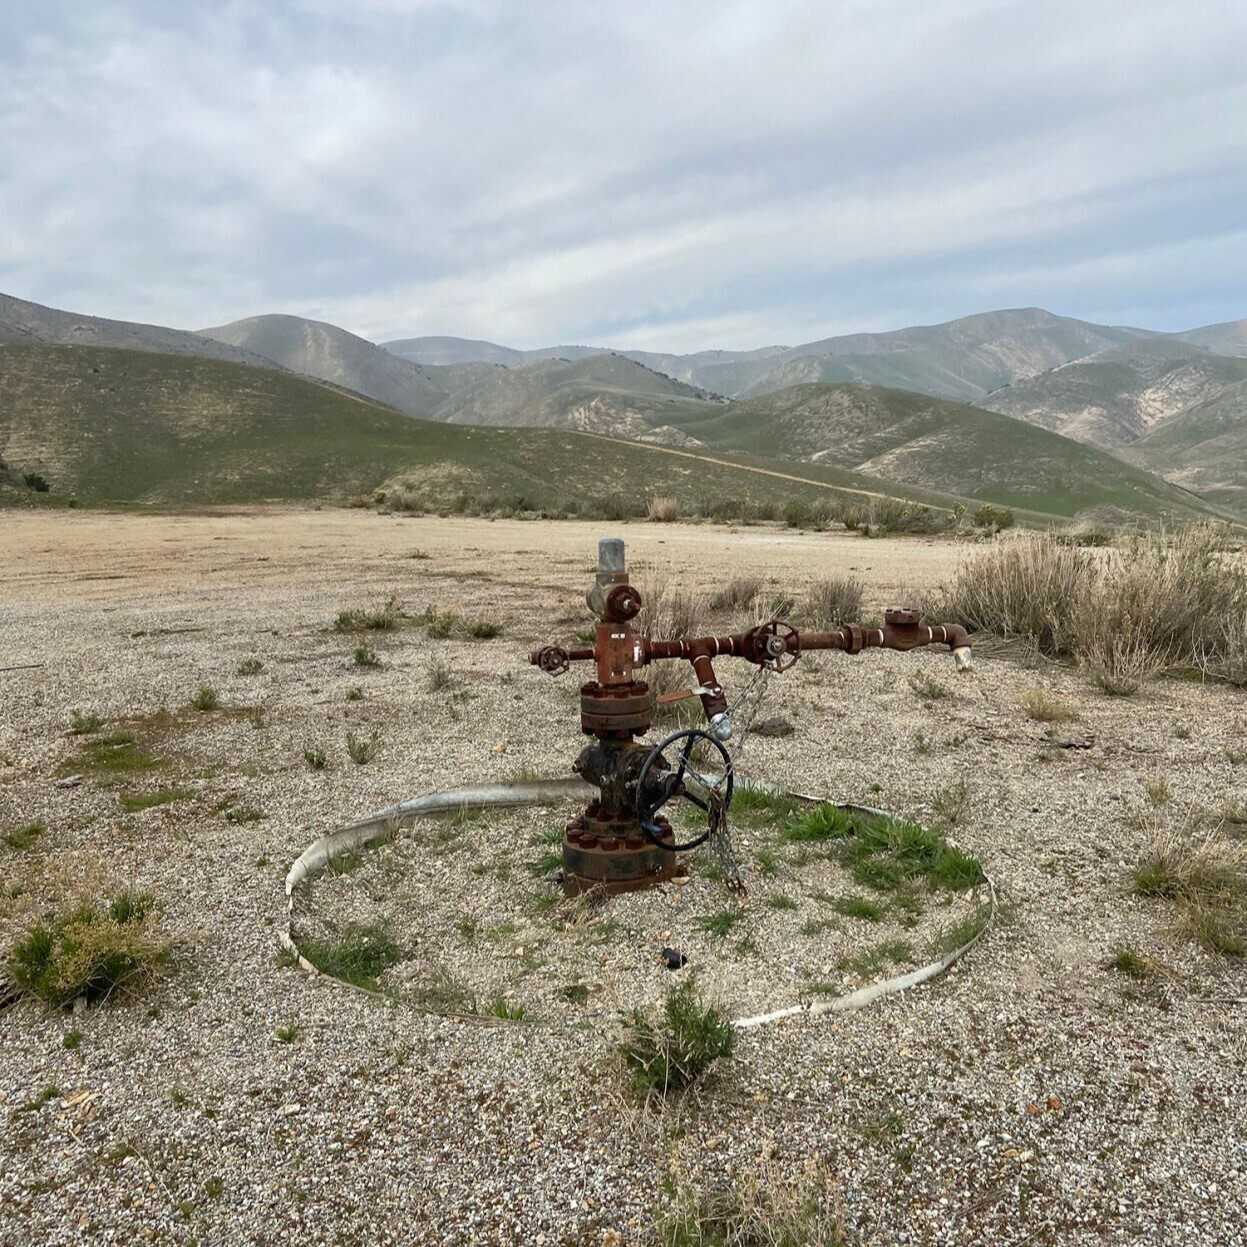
[2,0,1244,351]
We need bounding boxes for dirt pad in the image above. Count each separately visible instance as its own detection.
[1,508,1244,1246]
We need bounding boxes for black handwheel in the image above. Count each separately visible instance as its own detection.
[636,728,735,851]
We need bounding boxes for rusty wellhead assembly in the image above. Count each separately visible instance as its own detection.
[530,538,972,898]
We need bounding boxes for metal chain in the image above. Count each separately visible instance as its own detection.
[704,664,773,897]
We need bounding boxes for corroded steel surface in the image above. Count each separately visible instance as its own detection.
[529,537,973,895]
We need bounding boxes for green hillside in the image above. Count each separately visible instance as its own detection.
[0,343,964,515]
[652,382,1226,521]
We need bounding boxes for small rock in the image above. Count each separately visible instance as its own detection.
[56,774,84,788]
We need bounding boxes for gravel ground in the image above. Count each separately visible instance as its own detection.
[1,509,1245,1247]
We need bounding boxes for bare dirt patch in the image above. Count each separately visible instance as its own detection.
[1,509,1244,1245]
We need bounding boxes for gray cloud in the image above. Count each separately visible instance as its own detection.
[1,0,1244,349]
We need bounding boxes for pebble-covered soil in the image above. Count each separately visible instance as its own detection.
[0,508,1244,1247]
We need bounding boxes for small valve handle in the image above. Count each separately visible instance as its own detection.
[531,645,570,675]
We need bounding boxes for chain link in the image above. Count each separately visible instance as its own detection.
[703,663,773,897]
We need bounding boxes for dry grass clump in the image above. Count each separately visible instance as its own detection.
[7,889,171,1007]
[1019,688,1078,722]
[1133,820,1246,956]
[938,526,1247,693]
[937,531,1093,654]
[1199,601,1247,687]
[635,578,710,702]
[647,496,681,522]
[335,595,404,633]
[709,575,763,613]
[636,578,709,642]
[655,1150,846,1247]
[800,575,863,628]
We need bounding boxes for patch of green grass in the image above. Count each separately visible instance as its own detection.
[800,917,838,937]
[303,746,328,771]
[236,658,264,676]
[561,983,591,1005]
[781,804,859,843]
[4,821,44,850]
[928,904,993,957]
[837,809,986,894]
[1108,946,1155,981]
[298,924,403,991]
[62,1029,82,1050]
[274,1024,302,1044]
[525,848,563,878]
[353,644,381,668]
[619,978,736,1097]
[695,907,746,937]
[481,997,527,1021]
[69,710,103,735]
[345,685,364,702]
[1133,822,1246,956]
[753,848,780,877]
[837,940,914,979]
[830,894,887,921]
[765,892,797,911]
[191,684,219,712]
[7,890,170,1007]
[465,618,504,639]
[74,730,164,777]
[731,785,801,825]
[414,965,477,1015]
[119,788,190,813]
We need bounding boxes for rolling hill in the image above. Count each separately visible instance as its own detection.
[198,313,457,418]
[430,353,720,440]
[0,342,974,516]
[649,382,1223,522]
[1175,318,1247,357]
[0,291,279,370]
[1120,379,1247,512]
[384,308,1156,403]
[980,338,1247,448]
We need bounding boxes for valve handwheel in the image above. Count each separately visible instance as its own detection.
[752,619,799,671]
[636,728,735,851]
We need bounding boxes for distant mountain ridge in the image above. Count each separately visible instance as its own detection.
[382,308,1162,404]
[4,289,1245,517]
